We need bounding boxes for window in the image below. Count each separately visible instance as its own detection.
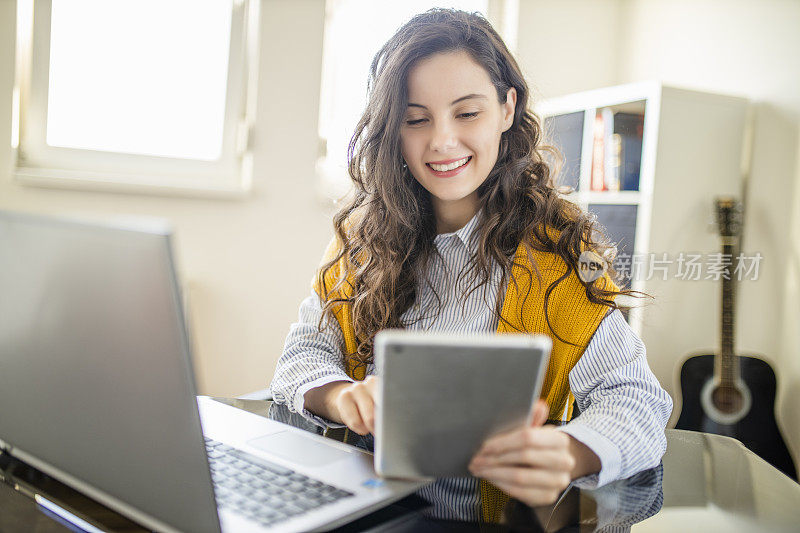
[12,0,260,198]
[316,0,518,200]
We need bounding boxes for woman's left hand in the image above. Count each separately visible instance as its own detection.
[468,399,599,507]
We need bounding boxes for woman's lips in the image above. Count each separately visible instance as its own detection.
[426,156,472,177]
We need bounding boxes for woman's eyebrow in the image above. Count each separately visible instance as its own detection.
[407,93,488,109]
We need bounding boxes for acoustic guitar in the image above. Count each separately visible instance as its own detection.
[675,197,797,479]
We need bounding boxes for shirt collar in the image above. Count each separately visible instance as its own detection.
[433,209,482,254]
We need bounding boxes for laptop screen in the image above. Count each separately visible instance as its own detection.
[0,211,220,533]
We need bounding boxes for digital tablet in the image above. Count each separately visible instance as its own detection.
[373,330,552,479]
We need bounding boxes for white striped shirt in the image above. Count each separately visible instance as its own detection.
[270,211,672,511]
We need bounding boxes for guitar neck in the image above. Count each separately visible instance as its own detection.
[717,240,739,386]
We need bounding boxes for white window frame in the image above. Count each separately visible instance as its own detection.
[12,0,260,199]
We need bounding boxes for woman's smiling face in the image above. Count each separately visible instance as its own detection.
[400,50,516,227]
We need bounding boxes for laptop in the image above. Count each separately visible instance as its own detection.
[0,210,426,533]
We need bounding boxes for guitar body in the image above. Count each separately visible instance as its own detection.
[676,353,797,479]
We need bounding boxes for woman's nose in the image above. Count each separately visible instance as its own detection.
[429,121,458,152]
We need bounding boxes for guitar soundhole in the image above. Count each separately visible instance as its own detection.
[711,385,744,414]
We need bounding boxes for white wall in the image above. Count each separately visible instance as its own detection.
[1,0,799,460]
[516,0,800,461]
[516,0,625,99]
[621,0,800,468]
[0,0,334,397]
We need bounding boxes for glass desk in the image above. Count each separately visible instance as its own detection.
[1,397,798,532]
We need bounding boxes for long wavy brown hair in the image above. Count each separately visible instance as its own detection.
[317,8,640,374]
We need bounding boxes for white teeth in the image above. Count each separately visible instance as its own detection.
[429,156,470,172]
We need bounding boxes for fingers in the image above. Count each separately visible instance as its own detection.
[335,380,377,436]
[476,426,570,456]
[352,389,376,434]
[471,448,576,473]
[491,479,567,507]
[363,375,380,396]
[469,445,573,507]
[531,399,549,427]
[472,465,571,492]
[335,394,366,435]
[468,406,575,507]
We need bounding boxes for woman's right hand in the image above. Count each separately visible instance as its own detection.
[328,375,379,435]
[305,376,380,435]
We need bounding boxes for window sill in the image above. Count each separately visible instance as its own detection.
[13,165,253,201]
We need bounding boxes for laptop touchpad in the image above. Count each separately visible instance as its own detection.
[247,431,354,468]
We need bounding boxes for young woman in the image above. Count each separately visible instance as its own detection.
[271,8,672,517]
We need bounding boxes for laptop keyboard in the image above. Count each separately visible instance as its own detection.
[204,437,354,527]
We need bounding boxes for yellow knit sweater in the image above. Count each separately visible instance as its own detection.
[313,235,615,521]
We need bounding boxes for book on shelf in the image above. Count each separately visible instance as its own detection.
[591,111,605,191]
[613,112,644,191]
[602,108,621,191]
[590,109,645,193]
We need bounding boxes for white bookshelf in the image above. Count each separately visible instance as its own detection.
[535,81,750,349]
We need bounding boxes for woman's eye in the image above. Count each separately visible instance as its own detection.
[458,112,479,119]
[405,118,427,126]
